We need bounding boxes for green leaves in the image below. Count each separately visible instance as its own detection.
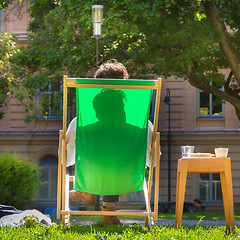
[0,32,25,119]
[0,150,40,209]
[9,0,239,120]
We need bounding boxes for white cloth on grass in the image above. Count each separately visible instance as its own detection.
[0,209,52,227]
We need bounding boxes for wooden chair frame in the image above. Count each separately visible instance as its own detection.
[57,75,162,226]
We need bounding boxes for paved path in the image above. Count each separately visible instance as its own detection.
[124,218,240,227]
[70,218,240,227]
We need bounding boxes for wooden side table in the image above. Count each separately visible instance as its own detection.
[175,157,235,231]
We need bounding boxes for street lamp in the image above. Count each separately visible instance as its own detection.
[92,5,103,211]
[92,5,103,67]
[164,89,171,202]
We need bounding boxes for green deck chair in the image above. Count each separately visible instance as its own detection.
[57,76,161,226]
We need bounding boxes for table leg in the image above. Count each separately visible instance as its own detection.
[220,172,230,229]
[225,161,235,231]
[175,161,187,229]
[175,166,180,227]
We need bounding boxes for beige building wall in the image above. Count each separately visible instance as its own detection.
[159,74,240,207]
[1,1,240,209]
[1,0,60,168]
[0,97,61,162]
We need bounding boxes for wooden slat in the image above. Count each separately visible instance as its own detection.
[56,130,63,219]
[67,83,159,90]
[60,210,155,217]
[153,78,162,140]
[64,77,159,90]
[147,78,162,217]
[154,133,160,221]
[180,157,229,173]
[61,76,68,224]
[63,75,68,137]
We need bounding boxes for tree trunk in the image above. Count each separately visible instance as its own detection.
[204,1,240,86]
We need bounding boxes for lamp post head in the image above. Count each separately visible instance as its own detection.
[164,89,171,104]
[92,5,103,39]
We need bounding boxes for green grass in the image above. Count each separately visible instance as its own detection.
[0,223,239,239]
[1,212,240,239]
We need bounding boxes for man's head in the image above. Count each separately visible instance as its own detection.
[93,89,126,123]
[193,198,202,207]
[93,60,128,123]
[94,59,129,79]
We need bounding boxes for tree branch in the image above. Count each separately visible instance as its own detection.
[186,64,240,107]
[1,0,26,22]
[204,1,240,85]
[225,71,236,95]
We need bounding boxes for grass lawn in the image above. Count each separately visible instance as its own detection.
[0,222,239,239]
[1,212,239,239]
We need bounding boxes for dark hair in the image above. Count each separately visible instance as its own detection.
[92,89,127,122]
[93,89,126,111]
[193,198,202,204]
[94,59,129,79]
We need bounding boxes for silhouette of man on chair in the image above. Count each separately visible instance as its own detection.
[76,88,146,193]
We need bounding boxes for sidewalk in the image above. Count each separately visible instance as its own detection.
[70,218,240,227]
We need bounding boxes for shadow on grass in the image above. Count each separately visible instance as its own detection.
[60,222,239,239]
[66,222,150,235]
[57,211,240,223]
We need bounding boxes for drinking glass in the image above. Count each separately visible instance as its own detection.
[181,146,194,157]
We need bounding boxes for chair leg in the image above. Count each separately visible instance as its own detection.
[143,178,154,227]
[61,171,70,225]
[57,164,62,219]
[61,143,67,224]
[153,133,160,222]
[64,173,70,225]
[57,130,63,219]
[175,162,187,229]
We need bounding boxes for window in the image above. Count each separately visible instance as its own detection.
[38,155,58,201]
[199,173,222,202]
[197,87,224,118]
[37,80,62,120]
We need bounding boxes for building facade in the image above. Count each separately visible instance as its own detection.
[1,1,240,212]
[1,1,60,210]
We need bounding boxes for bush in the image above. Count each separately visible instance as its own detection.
[0,150,40,209]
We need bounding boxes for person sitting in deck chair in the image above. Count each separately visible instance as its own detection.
[66,60,160,225]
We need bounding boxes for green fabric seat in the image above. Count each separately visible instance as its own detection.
[75,79,153,195]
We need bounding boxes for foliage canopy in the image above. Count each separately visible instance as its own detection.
[0,32,24,119]
[10,0,240,120]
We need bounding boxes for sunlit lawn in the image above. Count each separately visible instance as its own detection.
[0,221,239,239]
[1,212,240,239]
